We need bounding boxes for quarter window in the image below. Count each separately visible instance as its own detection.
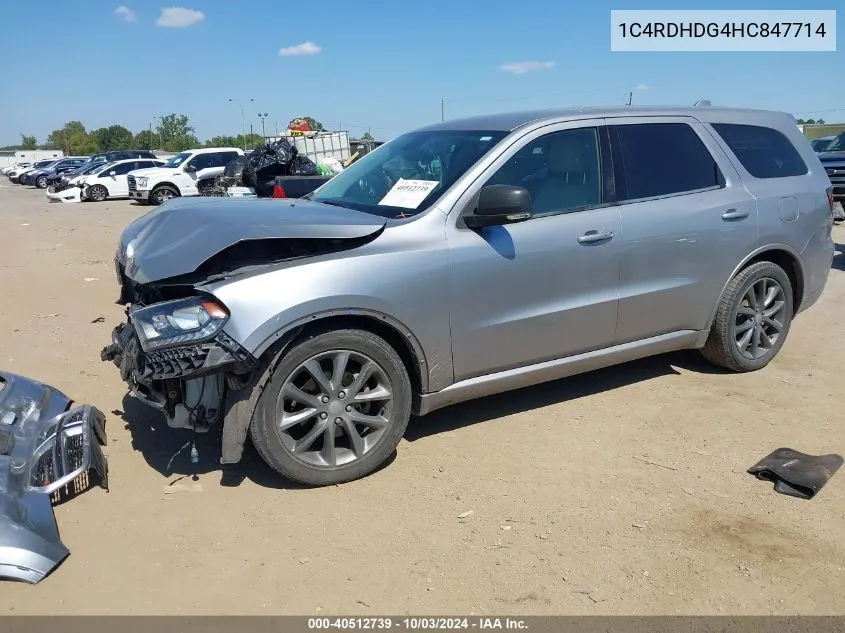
[613,122,723,201]
[711,123,809,179]
[485,127,603,216]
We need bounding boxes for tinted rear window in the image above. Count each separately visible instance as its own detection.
[613,122,723,200]
[711,123,808,179]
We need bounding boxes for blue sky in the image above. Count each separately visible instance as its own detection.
[0,0,842,146]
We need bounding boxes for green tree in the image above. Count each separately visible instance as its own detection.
[796,118,806,125]
[20,134,37,150]
[155,114,199,152]
[361,131,374,141]
[205,135,239,148]
[46,121,98,155]
[818,118,826,125]
[134,130,158,150]
[302,116,325,132]
[92,125,134,151]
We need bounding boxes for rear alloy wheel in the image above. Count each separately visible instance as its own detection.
[88,184,108,202]
[150,185,178,205]
[250,329,412,486]
[700,261,793,372]
[36,176,48,189]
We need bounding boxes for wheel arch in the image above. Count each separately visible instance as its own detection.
[151,182,181,196]
[706,244,805,332]
[219,310,430,466]
[253,310,429,398]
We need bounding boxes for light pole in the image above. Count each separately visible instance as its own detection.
[228,97,253,150]
[154,116,164,151]
[258,112,269,141]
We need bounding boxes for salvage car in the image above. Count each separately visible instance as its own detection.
[7,159,57,183]
[45,160,107,192]
[0,370,108,583]
[82,158,166,202]
[22,157,88,188]
[102,105,835,486]
[127,147,243,205]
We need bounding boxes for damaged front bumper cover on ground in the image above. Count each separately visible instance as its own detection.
[0,371,108,583]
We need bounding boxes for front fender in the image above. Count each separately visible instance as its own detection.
[204,236,454,392]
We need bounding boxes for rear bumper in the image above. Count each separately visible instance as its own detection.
[0,371,108,583]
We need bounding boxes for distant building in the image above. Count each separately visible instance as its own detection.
[798,123,845,141]
[0,149,65,169]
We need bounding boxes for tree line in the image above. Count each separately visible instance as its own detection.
[3,114,336,155]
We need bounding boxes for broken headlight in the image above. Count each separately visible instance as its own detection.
[130,296,229,352]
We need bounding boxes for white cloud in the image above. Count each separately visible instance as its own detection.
[279,41,322,56]
[499,61,555,75]
[114,5,137,21]
[634,83,649,90]
[156,7,205,28]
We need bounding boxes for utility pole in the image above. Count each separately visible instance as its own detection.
[441,98,445,122]
[626,91,633,106]
[155,116,164,151]
[228,97,254,150]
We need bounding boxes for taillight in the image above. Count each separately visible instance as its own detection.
[827,186,834,214]
[273,183,286,198]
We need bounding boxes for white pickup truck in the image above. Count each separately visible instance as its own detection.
[127,147,243,205]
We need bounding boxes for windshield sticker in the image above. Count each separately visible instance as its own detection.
[479,136,493,141]
[378,179,439,208]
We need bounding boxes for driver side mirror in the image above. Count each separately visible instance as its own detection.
[109,171,116,176]
[464,185,533,229]
[184,164,197,173]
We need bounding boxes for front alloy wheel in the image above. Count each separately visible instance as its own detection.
[250,329,412,485]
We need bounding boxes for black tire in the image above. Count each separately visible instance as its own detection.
[700,261,793,372]
[36,176,48,189]
[150,185,179,205]
[88,184,108,202]
[250,328,412,486]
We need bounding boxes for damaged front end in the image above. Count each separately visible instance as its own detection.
[101,198,387,458]
[100,293,257,435]
[0,371,108,584]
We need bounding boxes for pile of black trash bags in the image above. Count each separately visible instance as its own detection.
[226,138,318,197]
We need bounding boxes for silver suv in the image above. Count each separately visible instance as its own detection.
[102,105,836,486]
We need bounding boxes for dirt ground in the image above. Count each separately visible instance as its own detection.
[0,181,843,615]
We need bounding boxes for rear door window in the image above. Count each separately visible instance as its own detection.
[611,122,724,201]
[710,123,808,179]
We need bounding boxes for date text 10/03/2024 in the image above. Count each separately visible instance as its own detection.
[307,618,528,630]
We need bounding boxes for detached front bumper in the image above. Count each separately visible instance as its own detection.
[46,185,83,204]
[0,371,108,584]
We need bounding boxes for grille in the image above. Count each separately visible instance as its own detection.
[127,175,136,191]
[141,344,212,380]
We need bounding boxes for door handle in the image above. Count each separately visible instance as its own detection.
[721,208,749,221]
[577,230,614,244]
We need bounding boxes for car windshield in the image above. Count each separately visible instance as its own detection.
[91,162,117,175]
[309,130,509,218]
[812,138,833,151]
[163,152,191,168]
[824,133,845,152]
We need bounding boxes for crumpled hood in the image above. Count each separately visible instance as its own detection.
[118,197,387,284]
